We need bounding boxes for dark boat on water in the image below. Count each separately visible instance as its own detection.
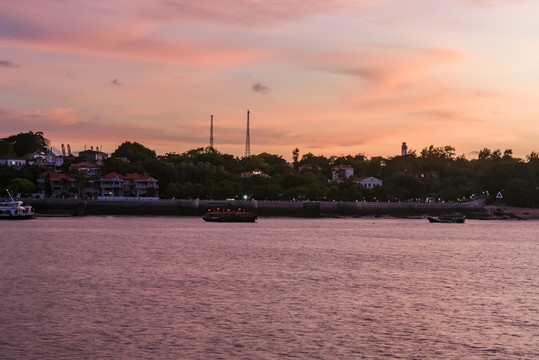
[427,215,465,223]
[203,203,257,223]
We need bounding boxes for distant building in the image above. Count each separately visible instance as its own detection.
[332,164,354,182]
[28,148,63,169]
[401,142,408,156]
[401,168,440,180]
[355,176,383,188]
[0,155,26,167]
[99,172,124,197]
[78,148,108,166]
[70,162,101,178]
[99,172,159,198]
[37,171,76,196]
[299,163,321,172]
[241,169,271,178]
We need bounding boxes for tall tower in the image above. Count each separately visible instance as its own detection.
[209,115,214,149]
[401,142,408,156]
[245,109,251,157]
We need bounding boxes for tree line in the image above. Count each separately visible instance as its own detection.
[1,132,538,207]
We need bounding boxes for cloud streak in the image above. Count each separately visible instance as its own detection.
[0,59,19,68]
[0,0,538,158]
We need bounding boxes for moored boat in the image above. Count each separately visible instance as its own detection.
[203,203,257,222]
[0,191,35,219]
[427,215,465,223]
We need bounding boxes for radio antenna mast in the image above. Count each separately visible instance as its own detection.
[210,115,214,149]
[244,109,251,157]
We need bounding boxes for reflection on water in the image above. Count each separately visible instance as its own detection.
[1,217,538,359]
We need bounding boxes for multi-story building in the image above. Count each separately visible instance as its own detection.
[331,164,354,182]
[99,172,159,198]
[28,148,64,169]
[78,148,108,166]
[70,162,101,178]
[37,171,76,197]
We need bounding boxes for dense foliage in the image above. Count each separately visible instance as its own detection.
[1,133,538,206]
[1,131,49,156]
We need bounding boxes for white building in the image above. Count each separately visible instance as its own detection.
[0,156,26,167]
[241,169,271,178]
[355,176,383,188]
[331,164,354,182]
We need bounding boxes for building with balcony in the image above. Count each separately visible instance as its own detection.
[70,162,101,178]
[99,172,159,198]
[37,171,76,197]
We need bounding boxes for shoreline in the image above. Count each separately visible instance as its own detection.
[23,198,538,220]
[26,198,485,217]
[483,205,539,220]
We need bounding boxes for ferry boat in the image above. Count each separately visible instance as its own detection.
[203,203,257,223]
[0,191,35,219]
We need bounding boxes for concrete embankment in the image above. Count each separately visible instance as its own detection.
[28,198,487,217]
[29,199,87,216]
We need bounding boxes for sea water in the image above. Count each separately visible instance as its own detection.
[1,217,538,359]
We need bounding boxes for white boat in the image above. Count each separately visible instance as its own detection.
[0,191,35,219]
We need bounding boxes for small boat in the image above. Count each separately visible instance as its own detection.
[427,215,465,223]
[203,203,257,222]
[0,191,35,220]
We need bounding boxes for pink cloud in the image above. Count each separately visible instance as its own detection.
[0,1,370,67]
[0,2,269,67]
[154,0,367,25]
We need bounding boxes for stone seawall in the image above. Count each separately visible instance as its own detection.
[28,198,487,217]
[29,199,87,216]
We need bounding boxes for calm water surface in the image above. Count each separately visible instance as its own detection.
[1,217,538,359]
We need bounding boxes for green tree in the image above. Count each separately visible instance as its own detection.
[1,131,49,156]
[102,157,127,174]
[526,151,539,162]
[44,174,52,197]
[8,178,36,195]
[420,145,456,160]
[385,174,425,201]
[292,148,300,170]
[0,141,16,156]
[504,178,536,207]
[478,148,491,160]
[112,141,156,162]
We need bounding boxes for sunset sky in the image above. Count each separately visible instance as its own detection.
[1,0,538,160]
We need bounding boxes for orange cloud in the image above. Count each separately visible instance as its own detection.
[0,106,80,126]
